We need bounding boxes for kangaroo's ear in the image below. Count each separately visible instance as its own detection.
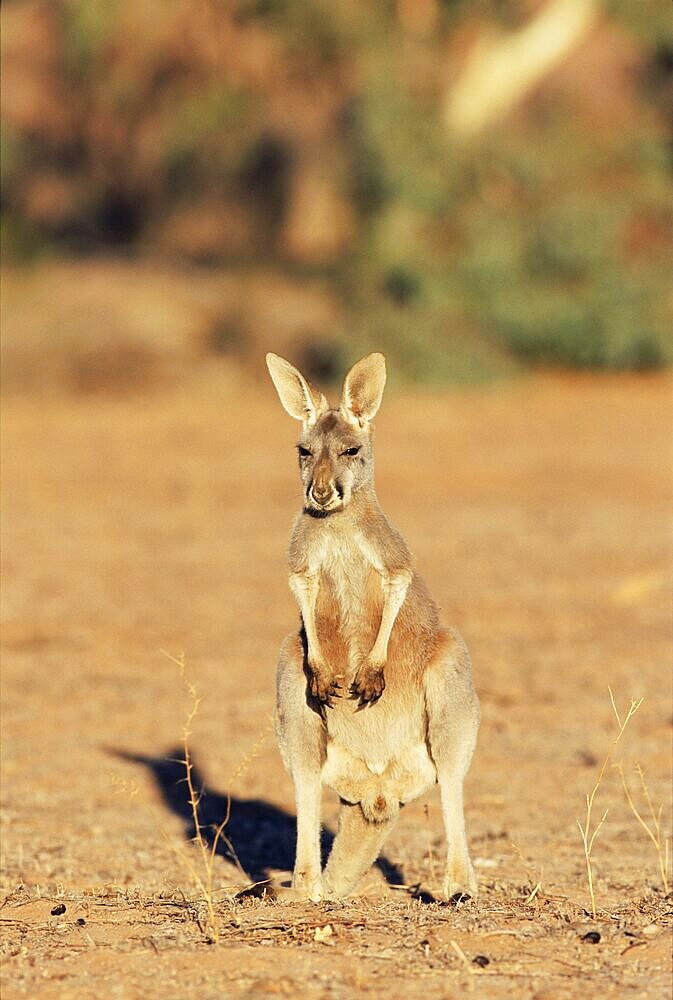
[266,353,328,425]
[340,353,387,424]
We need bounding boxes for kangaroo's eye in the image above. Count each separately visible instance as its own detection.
[341,447,361,457]
[297,445,312,458]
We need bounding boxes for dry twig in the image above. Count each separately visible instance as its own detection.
[159,650,275,941]
[576,686,643,919]
[450,939,476,991]
[616,761,670,893]
[162,650,222,940]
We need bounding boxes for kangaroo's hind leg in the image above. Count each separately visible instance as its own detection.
[424,629,480,900]
[322,800,399,898]
[275,631,327,901]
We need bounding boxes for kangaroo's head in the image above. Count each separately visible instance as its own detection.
[266,352,386,517]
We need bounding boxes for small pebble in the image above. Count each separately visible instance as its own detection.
[581,930,601,944]
[50,904,66,916]
[472,954,490,967]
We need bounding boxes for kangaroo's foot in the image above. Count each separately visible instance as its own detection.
[291,867,323,902]
[442,856,478,902]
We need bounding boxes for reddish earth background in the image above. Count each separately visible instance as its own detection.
[1,352,672,997]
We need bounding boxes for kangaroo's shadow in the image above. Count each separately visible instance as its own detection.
[112,747,404,892]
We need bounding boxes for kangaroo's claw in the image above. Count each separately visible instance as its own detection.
[349,665,385,707]
[308,668,343,706]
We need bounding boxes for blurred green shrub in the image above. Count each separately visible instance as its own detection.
[452,131,671,371]
[1,0,671,379]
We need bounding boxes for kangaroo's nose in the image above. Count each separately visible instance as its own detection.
[311,483,333,505]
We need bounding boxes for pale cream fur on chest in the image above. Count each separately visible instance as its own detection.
[313,531,382,639]
[290,519,412,700]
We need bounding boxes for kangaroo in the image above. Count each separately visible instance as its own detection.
[266,351,480,902]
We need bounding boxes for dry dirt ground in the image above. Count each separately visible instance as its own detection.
[1,367,672,999]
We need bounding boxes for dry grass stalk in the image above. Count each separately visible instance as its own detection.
[449,939,476,991]
[160,650,275,941]
[162,649,223,941]
[423,803,439,887]
[576,686,643,920]
[616,761,670,893]
[524,881,542,904]
[510,840,544,903]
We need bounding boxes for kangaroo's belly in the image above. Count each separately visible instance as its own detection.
[320,696,437,813]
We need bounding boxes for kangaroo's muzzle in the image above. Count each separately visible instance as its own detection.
[309,482,339,508]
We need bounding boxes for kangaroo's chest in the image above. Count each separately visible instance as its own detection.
[313,535,382,656]
[323,542,377,617]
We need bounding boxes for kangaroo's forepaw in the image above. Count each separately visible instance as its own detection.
[350,661,385,707]
[307,665,342,707]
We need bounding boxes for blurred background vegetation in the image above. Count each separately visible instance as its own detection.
[1,0,672,389]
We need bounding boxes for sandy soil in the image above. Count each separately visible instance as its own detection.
[1,369,672,999]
